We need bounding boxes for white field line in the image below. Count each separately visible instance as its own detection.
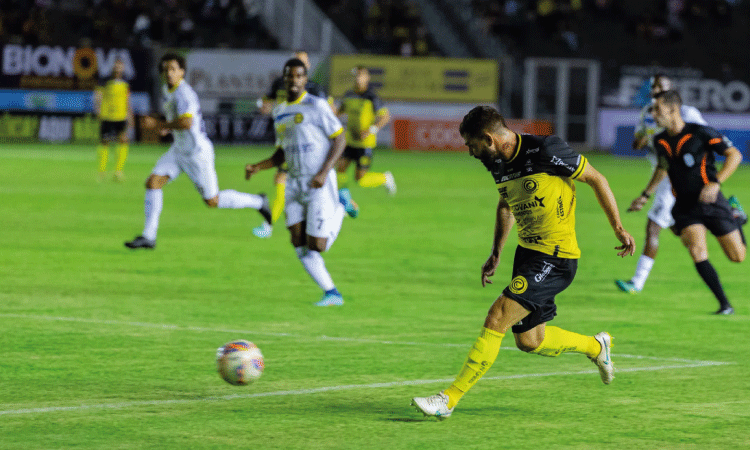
[0,313,727,365]
[0,360,731,416]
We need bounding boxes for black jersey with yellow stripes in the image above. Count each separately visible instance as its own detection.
[484,134,588,259]
[339,87,387,148]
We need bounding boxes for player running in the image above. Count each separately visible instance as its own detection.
[616,74,746,294]
[411,106,635,419]
[124,53,271,250]
[627,90,746,315]
[253,50,334,239]
[335,65,395,200]
[245,58,356,306]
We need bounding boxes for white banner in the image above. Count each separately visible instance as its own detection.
[184,50,325,99]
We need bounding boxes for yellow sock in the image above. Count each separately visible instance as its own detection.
[529,326,601,358]
[444,327,504,409]
[357,172,387,188]
[97,144,109,173]
[337,171,349,188]
[115,143,129,172]
[271,181,285,224]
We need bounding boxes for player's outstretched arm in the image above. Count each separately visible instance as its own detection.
[577,163,636,257]
[246,148,284,180]
[482,197,514,287]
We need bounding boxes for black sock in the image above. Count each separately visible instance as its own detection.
[695,260,731,309]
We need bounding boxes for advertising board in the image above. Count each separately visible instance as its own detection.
[330,55,498,103]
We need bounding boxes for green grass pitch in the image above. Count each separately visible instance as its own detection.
[1,142,749,449]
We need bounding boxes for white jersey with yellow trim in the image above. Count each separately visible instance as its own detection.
[272,91,344,178]
[162,80,210,153]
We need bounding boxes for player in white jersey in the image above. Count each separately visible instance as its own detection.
[245,58,357,306]
[615,74,707,293]
[125,53,271,249]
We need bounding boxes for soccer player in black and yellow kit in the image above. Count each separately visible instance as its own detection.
[94,58,132,182]
[627,90,746,315]
[335,66,395,198]
[412,106,636,419]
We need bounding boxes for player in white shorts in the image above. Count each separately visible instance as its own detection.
[245,58,357,306]
[616,74,707,293]
[125,53,271,249]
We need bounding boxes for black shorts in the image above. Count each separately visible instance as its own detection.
[342,146,373,170]
[100,120,126,140]
[502,246,578,334]
[671,193,739,237]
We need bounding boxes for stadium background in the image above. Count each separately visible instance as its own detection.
[2,0,749,160]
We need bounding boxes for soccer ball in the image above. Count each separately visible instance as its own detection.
[216,340,264,385]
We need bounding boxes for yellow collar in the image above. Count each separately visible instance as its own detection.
[167,79,183,93]
[507,133,522,163]
[288,91,308,105]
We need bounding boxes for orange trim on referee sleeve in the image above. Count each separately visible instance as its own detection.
[658,139,672,157]
[708,138,722,145]
[700,154,709,185]
[675,134,692,156]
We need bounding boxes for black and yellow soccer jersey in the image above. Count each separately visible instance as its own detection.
[98,79,129,121]
[484,134,588,259]
[265,77,327,104]
[339,87,387,149]
[653,123,732,206]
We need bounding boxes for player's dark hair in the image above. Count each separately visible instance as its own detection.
[284,58,308,75]
[654,89,682,106]
[459,106,507,138]
[160,52,186,72]
[650,73,671,90]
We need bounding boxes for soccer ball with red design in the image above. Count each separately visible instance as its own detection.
[216,340,264,385]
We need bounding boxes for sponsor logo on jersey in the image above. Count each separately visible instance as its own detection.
[534,195,545,207]
[498,186,509,198]
[556,196,565,219]
[551,155,576,172]
[501,172,521,182]
[527,147,540,154]
[294,113,304,124]
[523,179,538,193]
[509,276,528,294]
[534,261,555,283]
[512,198,543,213]
[683,153,695,167]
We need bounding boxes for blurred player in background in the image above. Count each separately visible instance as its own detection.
[245,58,355,306]
[254,50,332,239]
[94,58,132,182]
[124,53,271,250]
[335,65,395,202]
[627,90,745,315]
[616,74,747,294]
[411,106,635,419]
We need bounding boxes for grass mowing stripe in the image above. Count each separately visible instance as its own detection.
[1,313,729,365]
[0,361,731,417]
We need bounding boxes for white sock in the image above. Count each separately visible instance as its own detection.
[142,189,163,241]
[217,189,263,209]
[295,246,335,291]
[631,255,655,291]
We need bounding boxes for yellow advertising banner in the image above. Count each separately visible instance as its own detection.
[330,55,498,103]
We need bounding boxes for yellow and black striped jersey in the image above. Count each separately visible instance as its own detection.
[484,134,588,259]
[98,79,129,121]
[339,87,387,149]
